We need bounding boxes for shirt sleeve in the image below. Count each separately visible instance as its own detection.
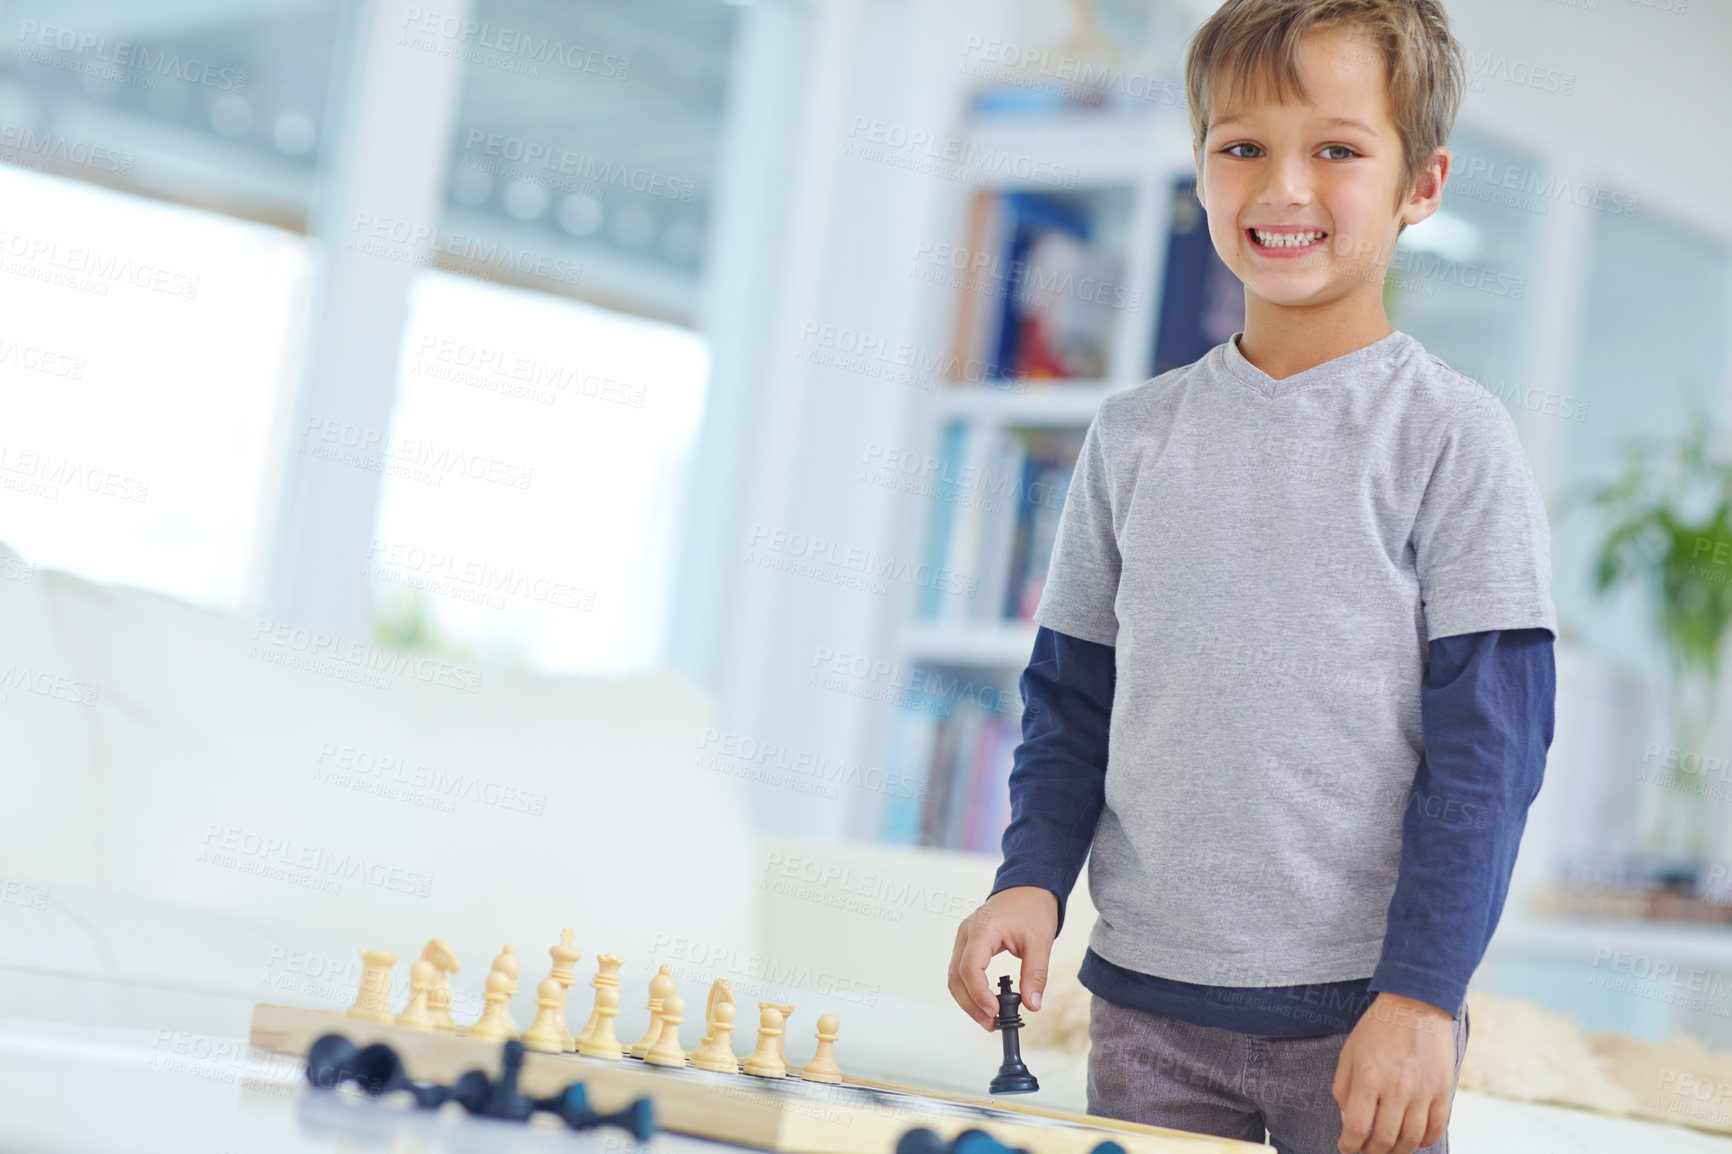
[1410,394,1558,641]
[989,626,1114,937]
[1031,411,1121,647]
[1368,627,1556,1016]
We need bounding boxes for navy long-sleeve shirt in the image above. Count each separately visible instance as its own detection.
[990,624,1556,1036]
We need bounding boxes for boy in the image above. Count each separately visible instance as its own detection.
[947,3,1557,1154]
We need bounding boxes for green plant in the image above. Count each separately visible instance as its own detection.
[1553,408,1732,863]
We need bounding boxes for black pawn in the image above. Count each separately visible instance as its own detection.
[351,1042,413,1097]
[896,1129,948,1154]
[988,975,1039,1094]
[306,1034,360,1090]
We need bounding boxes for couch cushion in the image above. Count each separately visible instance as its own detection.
[0,540,101,885]
[34,565,759,972]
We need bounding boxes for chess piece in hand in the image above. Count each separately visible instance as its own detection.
[948,886,1058,1031]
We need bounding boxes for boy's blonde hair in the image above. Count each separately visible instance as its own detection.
[1185,0,1465,230]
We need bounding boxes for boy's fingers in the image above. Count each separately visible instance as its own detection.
[959,924,1002,1027]
[1018,932,1052,1011]
[949,921,990,1018]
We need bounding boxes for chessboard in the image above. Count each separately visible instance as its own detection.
[249,1003,1264,1154]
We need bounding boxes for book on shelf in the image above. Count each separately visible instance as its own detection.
[951,189,1125,385]
[918,424,1081,624]
[879,677,1024,851]
[877,686,944,845]
[1151,176,1245,375]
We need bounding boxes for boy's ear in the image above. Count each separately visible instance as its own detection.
[1192,140,1204,204]
[1401,146,1451,227]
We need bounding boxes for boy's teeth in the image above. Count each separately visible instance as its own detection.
[1253,229,1325,247]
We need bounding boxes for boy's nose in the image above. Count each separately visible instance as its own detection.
[1258,153,1314,205]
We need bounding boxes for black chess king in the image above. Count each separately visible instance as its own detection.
[988,974,1038,1094]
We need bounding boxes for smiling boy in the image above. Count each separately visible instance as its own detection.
[948,3,1558,1154]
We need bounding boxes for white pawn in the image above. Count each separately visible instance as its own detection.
[645,994,689,1067]
[690,1001,741,1073]
[577,984,624,1060]
[742,1005,787,1078]
[466,945,521,1041]
[800,1014,842,1083]
[394,959,438,1031]
[523,974,569,1053]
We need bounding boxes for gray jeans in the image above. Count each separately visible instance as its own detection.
[1086,993,1470,1154]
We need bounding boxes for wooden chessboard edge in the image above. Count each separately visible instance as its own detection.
[837,1072,1261,1150]
[249,1003,1266,1154]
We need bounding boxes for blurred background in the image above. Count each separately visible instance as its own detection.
[2,0,1732,1085]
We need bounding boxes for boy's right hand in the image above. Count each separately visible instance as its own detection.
[947,886,1059,1031]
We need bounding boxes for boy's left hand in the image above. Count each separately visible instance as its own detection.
[1331,992,1457,1154]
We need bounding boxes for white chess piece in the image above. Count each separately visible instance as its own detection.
[690,1001,741,1073]
[800,1014,842,1083]
[743,1005,787,1078]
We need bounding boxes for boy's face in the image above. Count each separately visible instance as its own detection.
[1192,25,1447,311]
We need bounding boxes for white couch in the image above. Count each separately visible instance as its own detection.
[0,538,761,1046]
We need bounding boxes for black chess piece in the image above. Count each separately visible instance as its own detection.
[474,1039,534,1121]
[896,1128,949,1154]
[987,975,1039,1094]
[305,1034,360,1090]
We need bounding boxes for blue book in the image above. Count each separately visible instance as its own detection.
[918,421,967,619]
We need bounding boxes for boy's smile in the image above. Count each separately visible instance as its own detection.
[1192,24,1449,358]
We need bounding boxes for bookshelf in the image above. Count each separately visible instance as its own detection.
[864,93,1241,850]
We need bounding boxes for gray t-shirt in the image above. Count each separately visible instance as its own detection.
[1033,328,1557,986]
